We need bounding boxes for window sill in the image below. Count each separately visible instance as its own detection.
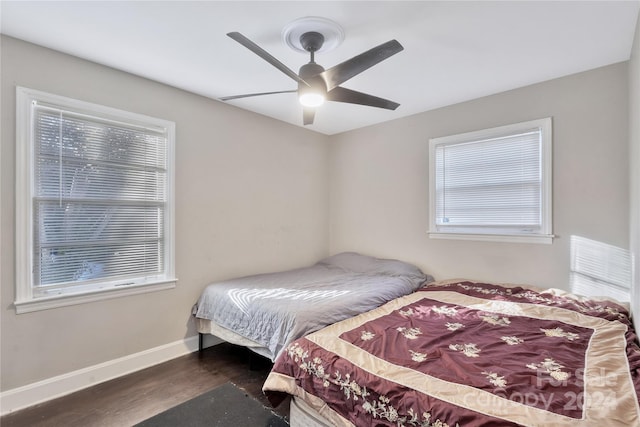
[14,279,177,314]
[428,232,554,244]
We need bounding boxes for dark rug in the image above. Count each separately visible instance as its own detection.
[134,382,289,427]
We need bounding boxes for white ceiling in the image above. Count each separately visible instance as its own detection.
[1,1,639,135]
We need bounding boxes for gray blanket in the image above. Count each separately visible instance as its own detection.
[193,252,431,360]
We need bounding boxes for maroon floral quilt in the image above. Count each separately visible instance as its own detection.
[263,280,640,426]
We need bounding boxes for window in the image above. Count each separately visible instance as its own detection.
[428,118,553,244]
[15,87,176,313]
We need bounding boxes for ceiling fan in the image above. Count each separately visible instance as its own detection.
[220,29,404,125]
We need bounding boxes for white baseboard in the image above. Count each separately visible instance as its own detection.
[0,334,222,415]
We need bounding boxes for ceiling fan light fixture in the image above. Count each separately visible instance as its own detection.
[298,62,327,108]
[299,92,325,107]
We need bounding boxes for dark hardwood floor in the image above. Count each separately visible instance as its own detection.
[1,343,290,427]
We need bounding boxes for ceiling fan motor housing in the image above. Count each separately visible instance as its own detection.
[298,62,327,102]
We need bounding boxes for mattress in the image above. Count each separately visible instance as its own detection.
[195,317,273,360]
[289,397,333,427]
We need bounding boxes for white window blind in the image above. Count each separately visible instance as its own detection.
[16,87,176,312]
[429,118,552,243]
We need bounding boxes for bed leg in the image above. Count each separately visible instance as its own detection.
[249,352,259,371]
[198,333,204,355]
[248,351,271,371]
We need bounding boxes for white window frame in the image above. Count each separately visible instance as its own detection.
[428,118,553,244]
[15,87,176,314]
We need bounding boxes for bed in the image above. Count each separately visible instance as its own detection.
[192,252,431,361]
[263,279,640,426]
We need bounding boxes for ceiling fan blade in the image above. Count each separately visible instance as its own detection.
[327,87,400,110]
[303,108,315,125]
[320,40,404,91]
[220,90,297,101]
[227,32,309,87]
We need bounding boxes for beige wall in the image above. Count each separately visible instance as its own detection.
[630,11,640,332]
[330,62,629,290]
[0,36,330,391]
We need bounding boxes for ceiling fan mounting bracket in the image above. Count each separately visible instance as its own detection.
[282,17,344,54]
[300,31,325,53]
